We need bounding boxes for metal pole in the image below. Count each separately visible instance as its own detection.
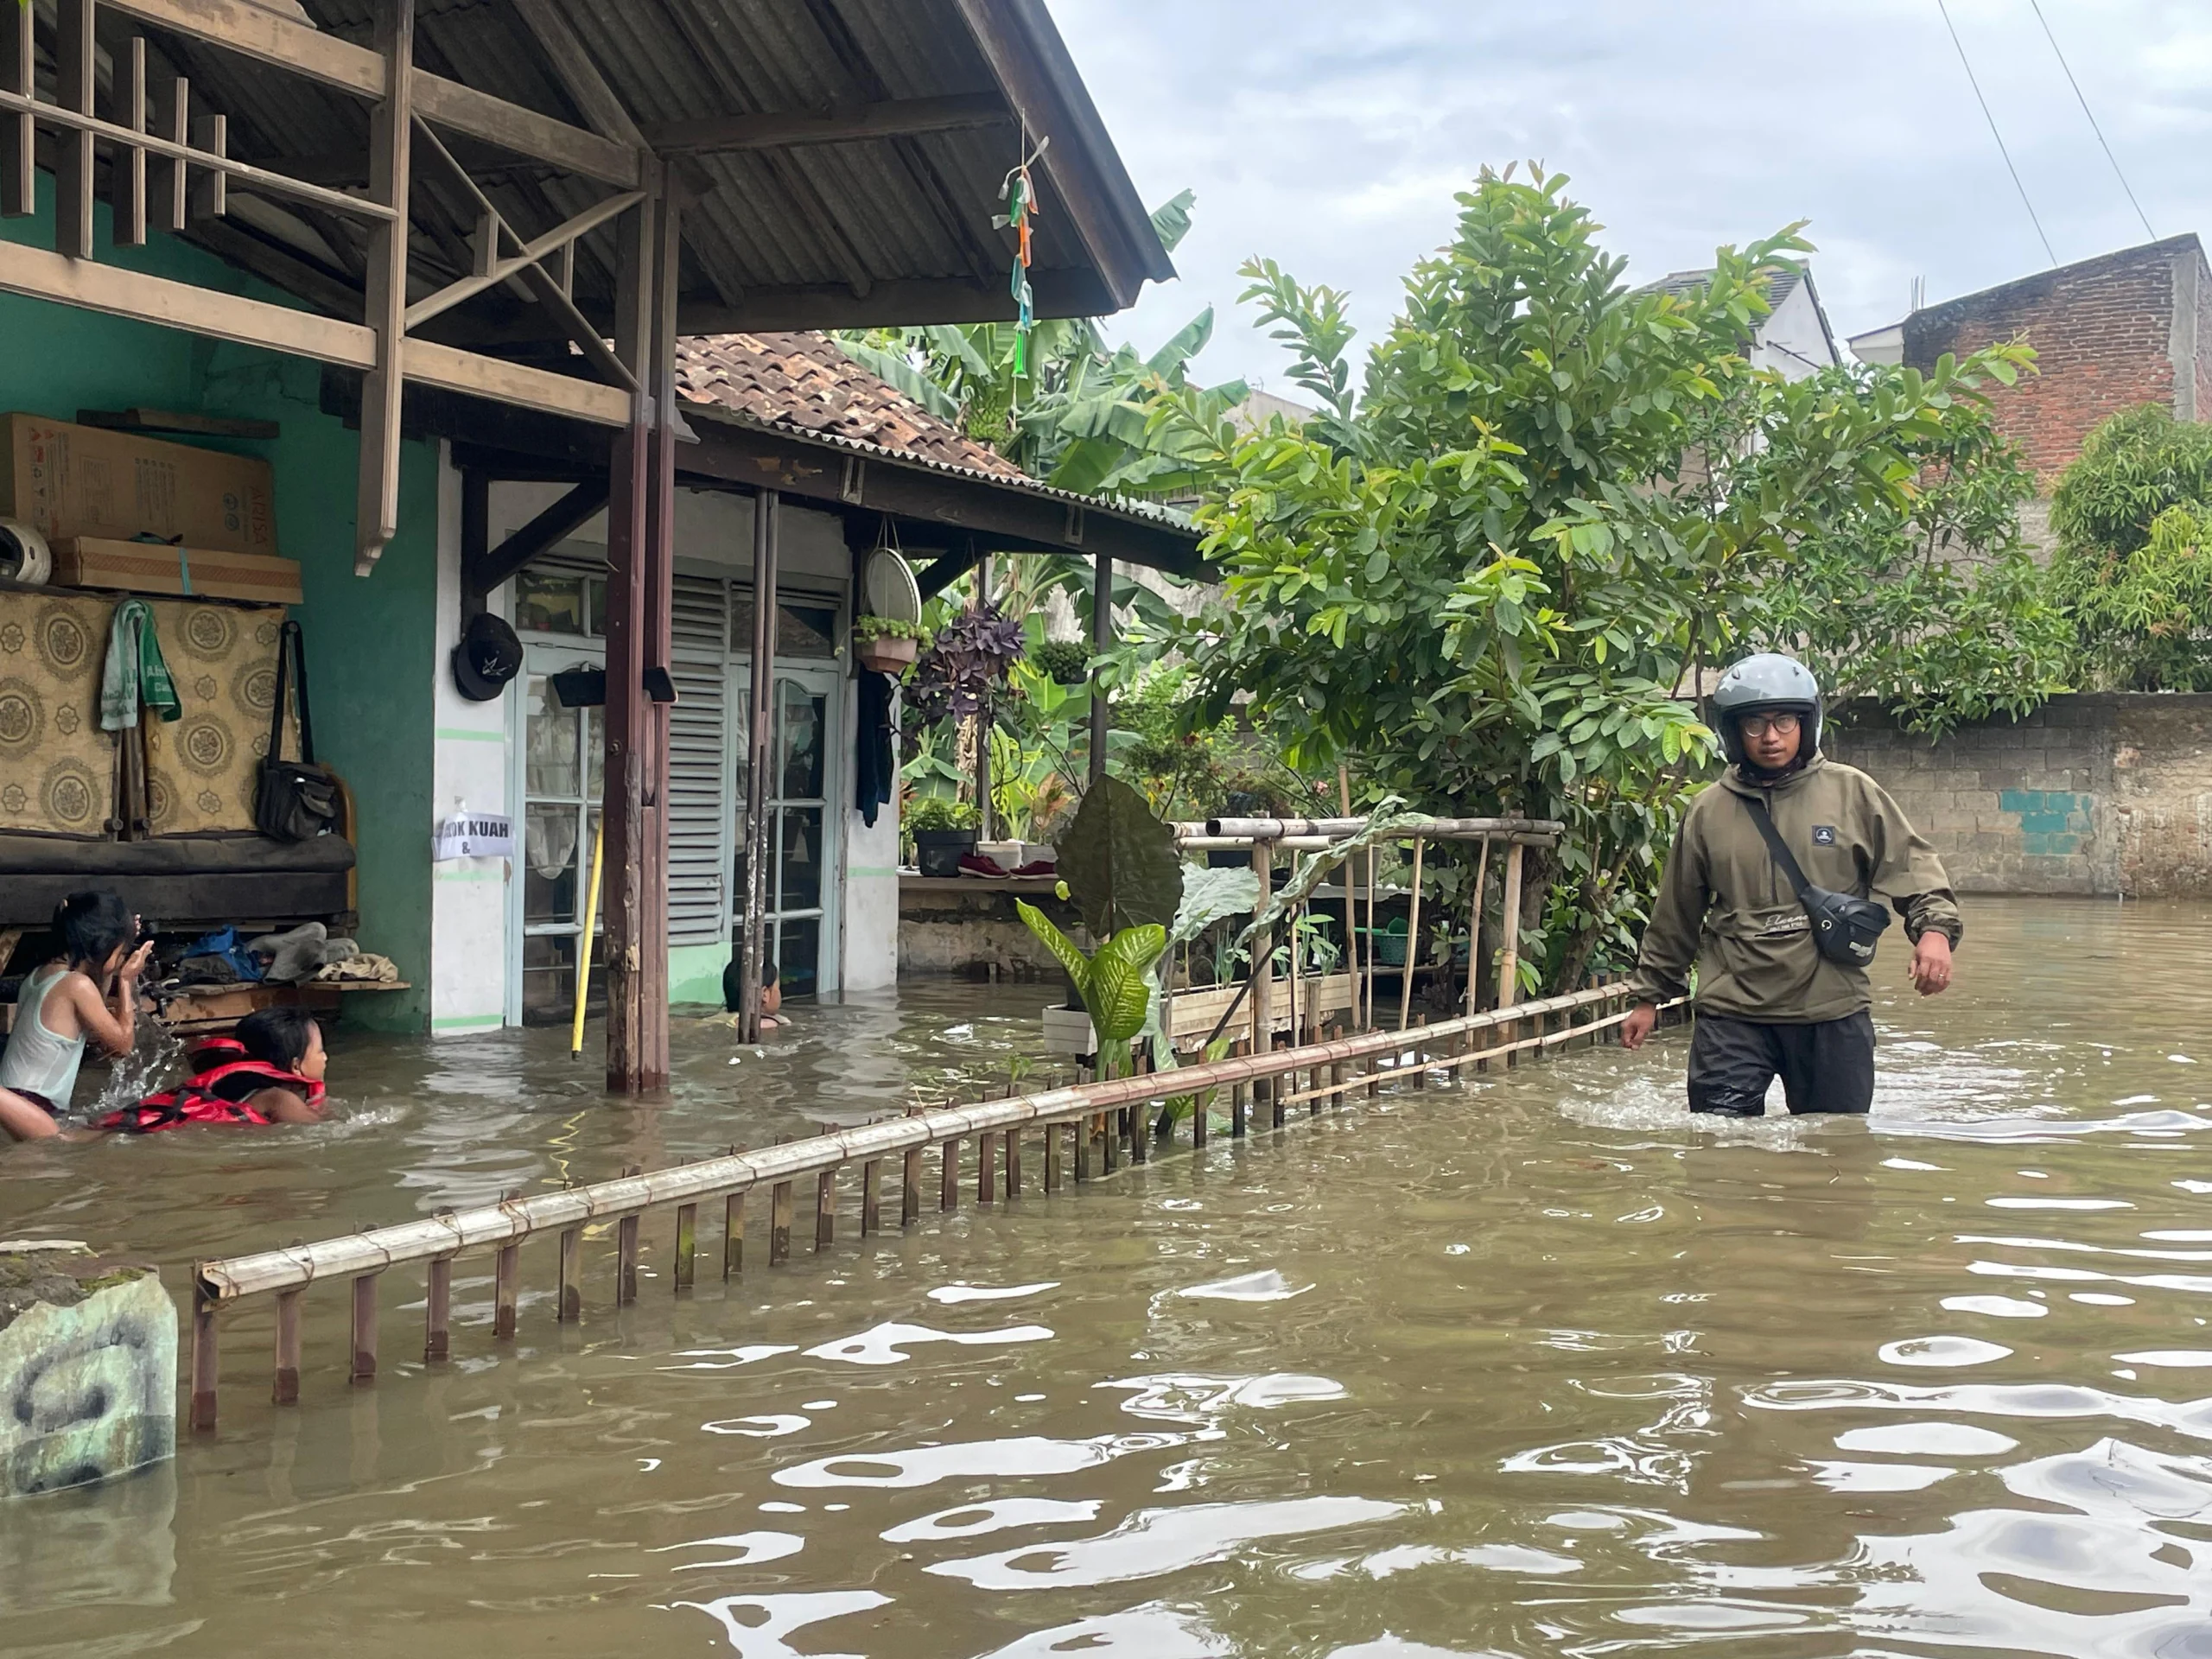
[1088,551,1111,786]
[740,489,779,1043]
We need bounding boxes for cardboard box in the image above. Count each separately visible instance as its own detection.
[54,537,302,606]
[0,414,277,556]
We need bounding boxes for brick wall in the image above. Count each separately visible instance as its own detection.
[1904,236,2207,486]
[1827,693,2212,898]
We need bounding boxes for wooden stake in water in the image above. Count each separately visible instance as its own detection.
[815,1169,836,1250]
[861,1160,882,1235]
[673,1201,696,1292]
[721,1192,743,1279]
[1397,837,1427,1033]
[557,1225,582,1319]
[191,1289,219,1433]
[275,1287,302,1404]
[1497,839,1525,1015]
[425,1257,452,1359]
[350,1272,378,1385]
[769,1180,794,1263]
[901,1146,924,1224]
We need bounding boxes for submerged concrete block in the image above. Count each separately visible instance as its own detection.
[0,1243,176,1499]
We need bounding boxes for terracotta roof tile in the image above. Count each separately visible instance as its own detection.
[675,331,1027,480]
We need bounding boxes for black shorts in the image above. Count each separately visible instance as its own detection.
[1687,1010,1875,1117]
[2,1089,59,1116]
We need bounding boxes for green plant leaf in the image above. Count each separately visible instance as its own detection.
[1088,924,1168,1042]
[1058,774,1185,937]
[1014,899,1092,1004]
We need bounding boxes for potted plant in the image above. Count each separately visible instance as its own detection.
[853,613,925,674]
[907,794,982,877]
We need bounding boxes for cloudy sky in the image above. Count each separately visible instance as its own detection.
[1045,0,2212,391]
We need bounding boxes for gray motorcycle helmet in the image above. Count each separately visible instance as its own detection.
[1710,652,1821,766]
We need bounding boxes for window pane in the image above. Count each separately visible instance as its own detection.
[527,679,582,798]
[779,603,838,658]
[516,571,587,634]
[778,917,820,1001]
[522,931,604,1026]
[584,705,604,798]
[525,804,580,922]
[587,577,607,637]
[779,806,824,912]
[776,680,826,800]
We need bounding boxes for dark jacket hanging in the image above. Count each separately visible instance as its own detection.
[855,668,897,828]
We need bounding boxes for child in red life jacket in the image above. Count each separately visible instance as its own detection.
[96,1007,329,1135]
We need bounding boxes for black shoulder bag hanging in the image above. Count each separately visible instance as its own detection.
[255,620,340,841]
[1739,793,1892,968]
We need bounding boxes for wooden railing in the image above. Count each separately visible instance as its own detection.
[187,982,1670,1431]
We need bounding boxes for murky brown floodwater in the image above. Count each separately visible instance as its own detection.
[6,896,2212,1657]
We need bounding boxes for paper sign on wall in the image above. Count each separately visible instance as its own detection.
[435,810,515,861]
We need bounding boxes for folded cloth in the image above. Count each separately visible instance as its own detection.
[99,597,181,731]
[313,950,397,984]
[179,925,264,982]
[249,921,329,984]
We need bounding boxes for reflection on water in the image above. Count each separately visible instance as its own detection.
[6,902,2212,1654]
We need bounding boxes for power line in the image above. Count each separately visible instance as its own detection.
[2029,0,2158,242]
[1935,0,2058,267]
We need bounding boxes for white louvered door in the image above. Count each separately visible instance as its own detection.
[667,574,731,949]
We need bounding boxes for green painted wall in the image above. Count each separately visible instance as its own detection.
[3,181,437,1030]
[670,942,729,1009]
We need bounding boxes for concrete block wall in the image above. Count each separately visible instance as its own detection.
[1828,693,2212,898]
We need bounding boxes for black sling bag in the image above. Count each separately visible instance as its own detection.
[1740,793,1892,968]
[254,620,340,842]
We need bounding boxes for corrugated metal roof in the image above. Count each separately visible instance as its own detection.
[130,0,1169,343]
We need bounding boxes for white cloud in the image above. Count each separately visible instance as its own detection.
[1046,0,2212,385]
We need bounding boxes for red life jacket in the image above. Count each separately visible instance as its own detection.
[99,1053,324,1135]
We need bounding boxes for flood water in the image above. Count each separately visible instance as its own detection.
[6,896,2212,1657]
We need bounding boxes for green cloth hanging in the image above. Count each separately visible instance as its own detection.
[99,597,181,731]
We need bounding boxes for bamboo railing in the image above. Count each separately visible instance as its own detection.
[186,981,1675,1432]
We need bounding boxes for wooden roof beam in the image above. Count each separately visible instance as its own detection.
[640,92,1007,156]
[100,0,641,188]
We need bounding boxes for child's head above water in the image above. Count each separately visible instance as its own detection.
[721,954,781,1016]
[234,1007,327,1081]
[54,890,135,976]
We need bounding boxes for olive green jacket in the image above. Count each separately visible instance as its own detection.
[1625,754,1961,1024]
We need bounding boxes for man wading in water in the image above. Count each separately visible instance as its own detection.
[1618,653,1961,1116]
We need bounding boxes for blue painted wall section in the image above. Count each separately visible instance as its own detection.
[1997,789,2094,858]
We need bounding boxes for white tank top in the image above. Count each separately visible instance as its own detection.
[0,966,89,1108]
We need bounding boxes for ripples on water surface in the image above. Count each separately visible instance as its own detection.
[5,898,2212,1656]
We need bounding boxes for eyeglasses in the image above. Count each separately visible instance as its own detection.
[1738,713,1802,738]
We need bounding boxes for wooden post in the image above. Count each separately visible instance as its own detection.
[353,0,415,574]
[722,1192,744,1277]
[1004,1127,1022,1197]
[617,1214,640,1302]
[902,1146,924,1224]
[557,1226,582,1320]
[1397,837,1426,1033]
[602,188,655,1088]
[940,1139,960,1211]
[350,1273,378,1385]
[425,1256,453,1360]
[1046,1122,1065,1191]
[674,1202,696,1291]
[494,1241,519,1338]
[1,0,32,219]
[1497,839,1525,1013]
[976,1131,996,1204]
[1089,552,1111,785]
[1251,839,1274,1122]
[54,0,96,260]
[1460,835,1491,1077]
[739,489,781,1042]
[274,1287,302,1405]
[190,1290,218,1433]
[769,1180,794,1263]
[861,1160,882,1235]
[1232,1037,1248,1135]
[1337,767,1362,1028]
[635,176,681,1086]
[815,1168,836,1250]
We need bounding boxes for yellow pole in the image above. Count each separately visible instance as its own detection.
[571,821,605,1059]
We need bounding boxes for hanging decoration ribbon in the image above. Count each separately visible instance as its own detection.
[997,124,1048,387]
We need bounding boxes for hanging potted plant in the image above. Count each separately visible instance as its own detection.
[907,794,982,877]
[854,613,925,674]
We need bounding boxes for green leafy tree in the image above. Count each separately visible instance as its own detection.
[1150,166,2048,987]
[2048,405,2212,690]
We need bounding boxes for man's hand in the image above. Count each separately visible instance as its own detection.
[1909,931,1953,996]
[1620,1001,1659,1050]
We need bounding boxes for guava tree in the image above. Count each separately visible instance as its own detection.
[1150,166,2047,986]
